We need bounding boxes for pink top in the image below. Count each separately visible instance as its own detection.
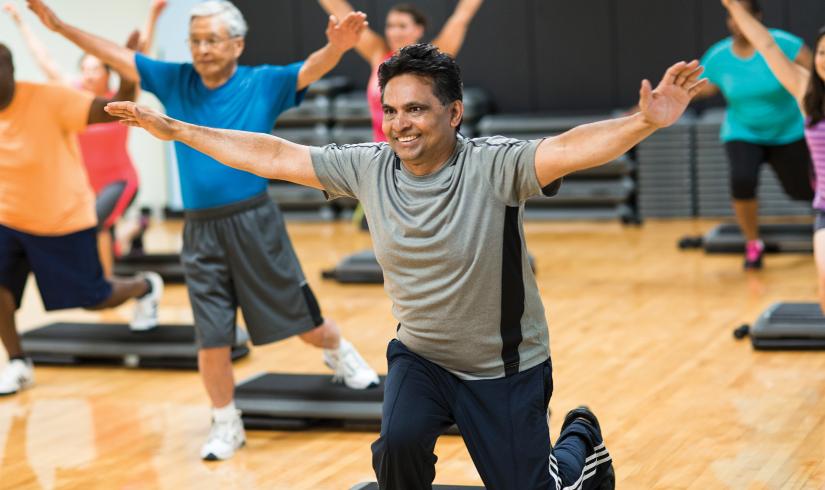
[367,53,394,142]
[78,120,138,193]
[805,118,825,210]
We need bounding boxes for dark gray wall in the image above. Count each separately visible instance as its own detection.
[235,0,825,113]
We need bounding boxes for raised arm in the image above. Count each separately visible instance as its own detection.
[431,0,483,57]
[722,0,809,100]
[297,11,367,90]
[87,31,140,124]
[318,0,387,65]
[3,2,66,83]
[26,0,139,82]
[137,0,167,54]
[105,101,322,189]
[534,60,706,186]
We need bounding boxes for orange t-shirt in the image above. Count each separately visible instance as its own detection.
[0,82,96,236]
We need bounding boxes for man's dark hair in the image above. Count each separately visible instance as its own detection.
[389,3,428,29]
[0,43,13,72]
[378,43,463,108]
[0,43,15,111]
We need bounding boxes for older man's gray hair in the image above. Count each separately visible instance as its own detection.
[190,1,248,38]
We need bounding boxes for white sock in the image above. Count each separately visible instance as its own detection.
[325,338,347,355]
[212,401,238,422]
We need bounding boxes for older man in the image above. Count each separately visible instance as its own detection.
[27,0,379,461]
[105,43,709,489]
[0,42,162,396]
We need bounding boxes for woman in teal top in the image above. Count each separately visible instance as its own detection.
[696,0,813,269]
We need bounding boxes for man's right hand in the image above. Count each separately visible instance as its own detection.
[26,0,61,31]
[105,102,179,141]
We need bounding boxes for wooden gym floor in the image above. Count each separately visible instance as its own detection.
[1,218,823,489]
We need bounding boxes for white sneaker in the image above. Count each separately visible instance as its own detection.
[130,271,163,331]
[324,339,380,389]
[0,359,34,396]
[200,411,246,461]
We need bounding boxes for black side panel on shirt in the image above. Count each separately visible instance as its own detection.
[500,205,525,376]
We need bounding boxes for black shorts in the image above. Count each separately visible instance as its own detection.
[815,210,825,233]
[181,193,323,348]
[0,224,111,310]
[724,139,815,201]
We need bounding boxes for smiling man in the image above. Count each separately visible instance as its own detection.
[105,43,708,488]
[26,0,380,461]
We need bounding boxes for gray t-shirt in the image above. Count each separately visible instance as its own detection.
[311,136,559,379]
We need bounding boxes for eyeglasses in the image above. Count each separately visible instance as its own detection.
[186,37,237,50]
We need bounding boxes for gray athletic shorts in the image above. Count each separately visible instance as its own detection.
[182,193,324,348]
[816,210,825,233]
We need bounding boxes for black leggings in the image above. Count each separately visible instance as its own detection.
[725,139,814,201]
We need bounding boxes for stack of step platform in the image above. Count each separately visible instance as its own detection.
[270,77,353,219]
[636,114,695,218]
[477,113,637,222]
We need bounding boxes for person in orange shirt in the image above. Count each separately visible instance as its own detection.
[3,0,167,276]
[0,43,164,396]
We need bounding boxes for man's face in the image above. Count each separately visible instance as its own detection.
[188,15,244,80]
[381,73,462,167]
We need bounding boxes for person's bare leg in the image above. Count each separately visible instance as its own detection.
[815,230,825,315]
[86,276,149,310]
[198,347,234,408]
[97,230,114,278]
[299,318,341,350]
[116,218,144,255]
[732,198,760,241]
[0,287,21,358]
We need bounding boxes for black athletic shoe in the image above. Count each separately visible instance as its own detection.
[561,405,602,435]
[561,406,615,490]
[597,465,616,490]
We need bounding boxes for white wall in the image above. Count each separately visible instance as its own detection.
[0,0,198,214]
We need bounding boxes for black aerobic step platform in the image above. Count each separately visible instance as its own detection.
[351,484,482,490]
[734,303,825,350]
[679,223,812,254]
[21,323,249,369]
[236,372,462,434]
[114,253,185,283]
[236,372,385,430]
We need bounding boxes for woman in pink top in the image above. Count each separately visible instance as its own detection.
[3,0,166,276]
[319,0,484,142]
[722,0,825,311]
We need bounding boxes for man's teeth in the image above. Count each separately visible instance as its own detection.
[397,135,418,142]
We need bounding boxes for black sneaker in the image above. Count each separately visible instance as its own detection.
[561,406,615,490]
[561,405,602,435]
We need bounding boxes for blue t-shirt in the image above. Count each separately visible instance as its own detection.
[701,29,804,145]
[135,53,306,209]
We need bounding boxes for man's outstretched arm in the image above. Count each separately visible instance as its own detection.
[534,60,707,186]
[27,0,140,81]
[105,102,322,189]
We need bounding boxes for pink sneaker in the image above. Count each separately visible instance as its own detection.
[744,239,764,270]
